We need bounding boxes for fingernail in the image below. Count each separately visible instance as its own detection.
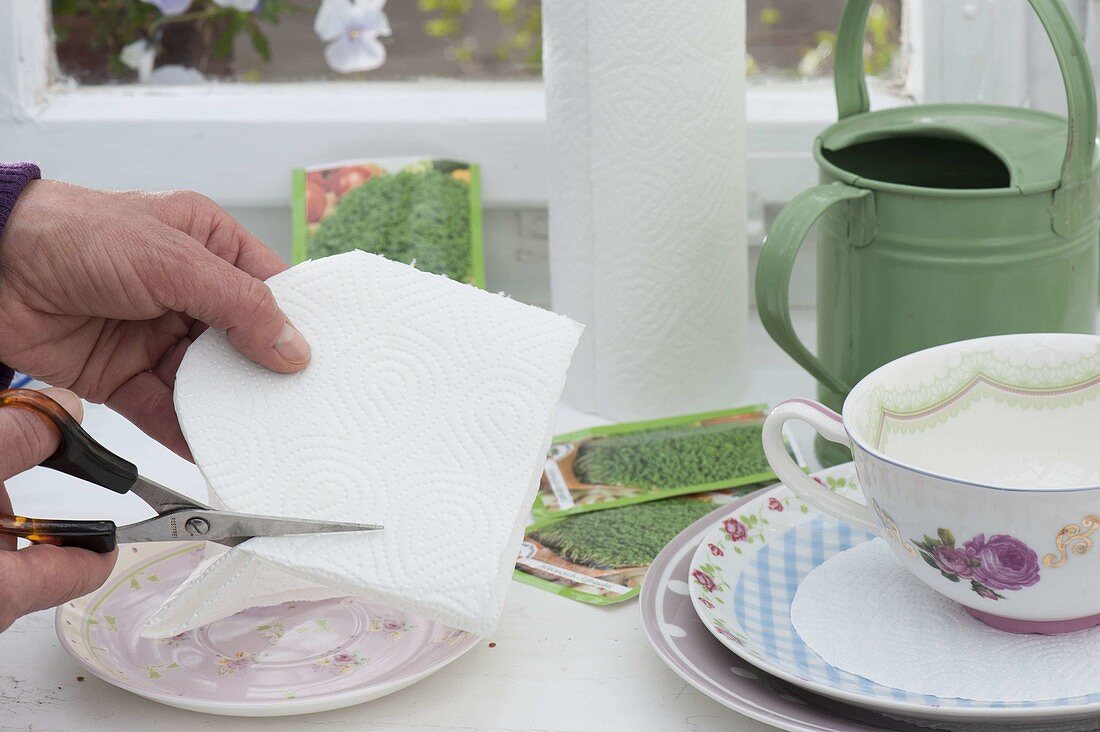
[275,321,311,365]
[42,388,84,422]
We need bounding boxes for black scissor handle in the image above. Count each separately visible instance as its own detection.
[0,389,138,494]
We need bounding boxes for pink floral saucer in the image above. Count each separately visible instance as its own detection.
[55,543,480,716]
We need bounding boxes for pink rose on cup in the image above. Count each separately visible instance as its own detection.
[708,543,723,557]
[692,569,717,593]
[767,497,784,512]
[914,527,1039,601]
[964,533,1041,591]
[722,518,747,542]
[932,545,975,578]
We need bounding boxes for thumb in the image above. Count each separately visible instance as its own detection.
[0,387,84,480]
[149,230,312,373]
[0,388,116,629]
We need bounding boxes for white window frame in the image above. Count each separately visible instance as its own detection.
[10,1,1098,211]
[0,0,914,217]
[904,0,1100,115]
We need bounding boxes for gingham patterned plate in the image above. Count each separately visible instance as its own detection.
[687,463,1100,726]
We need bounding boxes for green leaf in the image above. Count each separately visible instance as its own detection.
[130,578,141,590]
[919,551,938,570]
[248,23,271,62]
[940,571,959,582]
[760,7,781,25]
[212,14,243,60]
[937,528,955,547]
[424,17,460,37]
[800,505,808,513]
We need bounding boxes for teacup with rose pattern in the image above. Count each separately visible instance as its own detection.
[762,334,1100,634]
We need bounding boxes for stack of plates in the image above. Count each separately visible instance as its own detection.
[641,463,1100,731]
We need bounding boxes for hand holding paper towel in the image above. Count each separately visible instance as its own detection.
[144,251,581,638]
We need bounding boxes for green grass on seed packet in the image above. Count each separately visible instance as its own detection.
[513,482,771,606]
[529,497,719,569]
[573,420,770,490]
[310,168,473,280]
[291,160,485,287]
[531,404,779,520]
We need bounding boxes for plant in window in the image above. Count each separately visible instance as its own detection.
[417,0,541,72]
[52,0,298,83]
[795,1,899,78]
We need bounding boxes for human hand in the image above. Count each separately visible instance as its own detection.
[0,388,116,632]
[0,181,311,458]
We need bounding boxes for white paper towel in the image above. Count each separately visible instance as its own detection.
[544,0,747,419]
[792,539,1100,702]
[143,251,581,638]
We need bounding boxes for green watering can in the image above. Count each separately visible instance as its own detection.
[756,0,1100,466]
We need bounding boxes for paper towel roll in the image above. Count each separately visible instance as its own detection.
[544,0,748,420]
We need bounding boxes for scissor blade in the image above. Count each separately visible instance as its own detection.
[129,475,211,514]
[115,509,381,547]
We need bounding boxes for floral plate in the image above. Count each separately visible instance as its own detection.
[641,485,938,732]
[687,463,1100,729]
[55,543,480,716]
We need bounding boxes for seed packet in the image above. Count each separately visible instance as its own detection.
[291,157,485,287]
[513,485,779,605]
[533,405,798,520]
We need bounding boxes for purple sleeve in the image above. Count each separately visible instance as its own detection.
[0,162,42,390]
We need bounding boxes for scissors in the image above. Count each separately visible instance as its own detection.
[0,388,381,553]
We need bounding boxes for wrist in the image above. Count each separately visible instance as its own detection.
[0,163,42,390]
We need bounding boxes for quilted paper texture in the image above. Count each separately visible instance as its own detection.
[146,251,581,637]
[792,539,1100,701]
[544,0,747,419]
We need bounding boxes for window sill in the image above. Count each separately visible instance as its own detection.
[5,78,910,208]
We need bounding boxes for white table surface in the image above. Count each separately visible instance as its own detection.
[0,311,820,732]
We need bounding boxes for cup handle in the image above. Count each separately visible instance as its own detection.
[762,399,878,534]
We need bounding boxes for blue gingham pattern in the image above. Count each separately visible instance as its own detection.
[732,514,1100,709]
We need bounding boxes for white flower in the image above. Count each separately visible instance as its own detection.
[119,39,156,82]
[142,0,193,15]
[213,0,261,10]
[315,0,391,74]
[147,65,207,84]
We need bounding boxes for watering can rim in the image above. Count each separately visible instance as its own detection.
[813,103,1100,198]
[831,0,1096,207]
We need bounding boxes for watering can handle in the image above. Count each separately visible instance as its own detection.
[755,182,870,397]
[835,0,1097,193]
